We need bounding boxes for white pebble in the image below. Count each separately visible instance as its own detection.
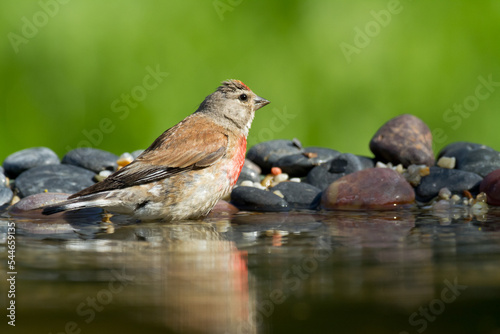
[240,180,254,187]
[273,173,289,184]
[438,187,451,200]
[376,161,388,168]
[437,156,456,169]
[289,177,301,183]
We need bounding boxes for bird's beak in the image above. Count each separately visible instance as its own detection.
[254,95,270,110]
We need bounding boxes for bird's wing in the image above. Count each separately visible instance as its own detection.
[69,116,228,198]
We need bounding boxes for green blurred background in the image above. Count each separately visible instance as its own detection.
[1,0,500,160]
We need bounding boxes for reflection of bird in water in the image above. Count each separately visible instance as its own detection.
[116,222,257,334]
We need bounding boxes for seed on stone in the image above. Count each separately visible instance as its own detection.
[463,190,473,199]
[273,190,285,198]
[303,152,318,159]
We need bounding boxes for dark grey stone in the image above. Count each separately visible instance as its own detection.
[62,148,118,173]
[270,181,321,209]
[246,140,302,173]
[3,147,59,178]
[237,165,261,184]
[438,142,500,177]
[0,187,13,206]
[273,147,341,177]
[415,166,483,202]
[306,153,367,191]
[357,155,376,169]
[231,186,289,212]
[15,164,96,198]
[0,172,6,187]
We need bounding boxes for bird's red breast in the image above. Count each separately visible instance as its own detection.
[229,135,247,187]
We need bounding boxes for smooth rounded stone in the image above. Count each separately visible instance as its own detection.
[369,114,435,167]
[8,192,69,214]
[306,153,368,191]
[0,187,13,206]
[207,200,239,218]
[437,142,500,177]
[230,186,289,212]
[243,159,261,174]
[479,169,500,206]
[321,168,415,210]
[272,148,341,177]
[15,164,96,198]
[270,181,321,209]
[2,147,60,178]
[414,166,483,202]
[62,148,118,173]
[246,139,302,173]
[237,164,261,185]
[0,172,6,187]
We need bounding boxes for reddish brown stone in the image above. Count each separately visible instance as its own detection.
[480,169,500,206]
[370,114,435,167]
[321,168,415,210]
[207,200,239,217]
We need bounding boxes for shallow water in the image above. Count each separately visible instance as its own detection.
[1,206,500,334]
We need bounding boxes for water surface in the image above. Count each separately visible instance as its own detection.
[1,206,500,333]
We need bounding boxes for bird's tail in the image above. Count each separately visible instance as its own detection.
[41,194,109,215]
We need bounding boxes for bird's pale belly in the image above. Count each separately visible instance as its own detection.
[111,163,235,220]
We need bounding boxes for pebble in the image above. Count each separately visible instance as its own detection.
[306,153,368,191]
[438,187,452,200]
[2,147,60,178]
[272,147,341,177]
[246,139,302,173]
[0,172,6,187]
[0,186,13,207]
[479,169,500,206]
[437,156,456,169]
[437,142,500,177]
[321,168,415,210]
[403,165,430,186]
[117,152,134,168]
[270,181,322,209]
[230,186,289,212]
[237,163,261,185]
[62,148,118,173]
[207,200,239,218]
[15,164,96,198]
[9,192,70,213]
[414,166,483,202]
[369,114,435,167]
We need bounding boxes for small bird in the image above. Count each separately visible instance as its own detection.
[42,80,270,220]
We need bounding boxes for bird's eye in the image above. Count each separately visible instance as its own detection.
[239,94,248,101]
